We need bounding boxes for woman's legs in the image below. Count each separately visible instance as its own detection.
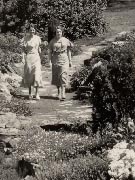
[61,86,66,99]
[35,87,40,100]
[57,86,61,99]
[28,86,33,99]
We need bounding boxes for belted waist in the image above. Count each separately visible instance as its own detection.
[53,50,67,55]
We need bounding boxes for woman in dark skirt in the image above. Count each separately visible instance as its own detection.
[48,26,73,100]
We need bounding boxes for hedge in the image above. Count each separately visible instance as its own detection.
[0,0,107,40]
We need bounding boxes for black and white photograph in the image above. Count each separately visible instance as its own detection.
[0,0,135,179]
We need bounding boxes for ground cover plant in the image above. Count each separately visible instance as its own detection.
[13,126,111,180]
[0,151,20,180]
[0,98,32,116]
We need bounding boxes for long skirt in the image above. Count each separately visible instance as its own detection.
[52,64,69,87]
[22,53,43,88]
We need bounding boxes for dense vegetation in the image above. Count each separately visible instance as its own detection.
[0,0,107,40]
[71,31,135,133]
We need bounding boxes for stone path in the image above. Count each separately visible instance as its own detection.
[20,67,93,127]
[18,31,125,128]
[0,31,128,139]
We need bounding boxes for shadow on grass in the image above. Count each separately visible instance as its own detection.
[41,120,93,135]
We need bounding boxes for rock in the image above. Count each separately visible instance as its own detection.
[0,82,12,101]
[9,137,21,148]
[0,92,12,102]
[3,73,22,88]
[112,41,126,46]
[24,175,34,180]
[0,112,22,136]
[2,157,17,168]
[0,112,17,127]
[0,128,19,136]
[117,31,130,36]
[5,120,21,129]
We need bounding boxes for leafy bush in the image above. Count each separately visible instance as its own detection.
[90,41,135,132]
[48,0,107,40]
[0,34,22,66]
[70,56,101,91]
[70,65,93,91]
[0,0,107,40]
[114,31,135,42]
[0,33,48,68]
[71,32,135,132]
[0,98,32,116]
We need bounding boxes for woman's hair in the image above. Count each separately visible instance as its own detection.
[26,23,36,31]
[55,25,63,32]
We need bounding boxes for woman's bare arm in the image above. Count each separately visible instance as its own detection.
[67,48,72,67]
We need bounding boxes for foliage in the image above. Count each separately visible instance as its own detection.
[70,56,100,91]
[0,98,32,116]
[34,155,109,180]
[0,33,22,66]
[48,0,107,40]
[71,32,135,132]
[107,141,135,179]
[70,65,93,91]
[14,126,115,162]
[14,126,111,179]
[90,41,135,132]
[0,0,107,40]
[0,152,20,180]
[114,31,135,42]
[0,33,48,68]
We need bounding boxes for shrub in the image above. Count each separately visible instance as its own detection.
[90,41,135,132]
[0,98,32,116]
[0,0,107,40]
[48,0,107,40]
[70,65,93,91]
[0,34,22,66]
[71,32,135,133]
[0,33,48,67]
[70,56,101,91]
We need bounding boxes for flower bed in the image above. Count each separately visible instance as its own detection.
[13,126,110,179]
[108,141,135,179]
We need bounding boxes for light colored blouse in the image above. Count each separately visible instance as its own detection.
[21,35,41,55]
[49,37,73,65]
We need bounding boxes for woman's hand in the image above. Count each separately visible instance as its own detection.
[69,62,72,67]
[49,61,52,68]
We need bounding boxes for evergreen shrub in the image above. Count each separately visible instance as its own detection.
[71,32,135,132]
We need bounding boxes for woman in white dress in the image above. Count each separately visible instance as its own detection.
[21,24,43,100]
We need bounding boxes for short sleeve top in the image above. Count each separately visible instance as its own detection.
[49,37,73,65]
[21,35,41,55]
[49,37,73,53]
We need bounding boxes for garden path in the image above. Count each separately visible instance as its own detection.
[20,32,122,128]
[20,59,93,127]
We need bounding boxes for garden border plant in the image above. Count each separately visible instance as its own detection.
[71,31,135,135]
